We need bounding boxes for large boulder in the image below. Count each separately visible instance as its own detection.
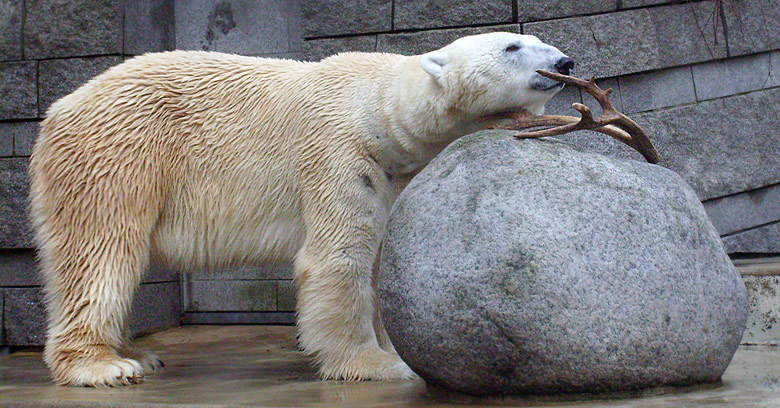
[378,130,748,396]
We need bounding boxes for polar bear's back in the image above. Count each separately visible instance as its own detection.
[30,52,322,269]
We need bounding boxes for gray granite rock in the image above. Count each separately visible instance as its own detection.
[0,62,37,120]
[302,0,391,38]
[186,279,276,312]
[524,2,726,78]
[723,223,780,254]
[377,24,520,56]
[0,158,33,248]
[379,131,748,396]
[0,250,40,286]
[394,0,512,30]
[176,0,299,55]
[3,287,46,346]
[38,56,123,117]
[516,0,615,23]
[23,0,122,59]
[0,0,21,61]
[302,35,377,61]
[129,282,181,337]
[124,0,175,55]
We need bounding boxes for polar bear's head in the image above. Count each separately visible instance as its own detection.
[419,32,573,116]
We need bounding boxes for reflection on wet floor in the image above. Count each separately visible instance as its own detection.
[0,325,779,407]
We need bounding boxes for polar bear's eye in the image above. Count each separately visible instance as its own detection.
[504,44,521,52]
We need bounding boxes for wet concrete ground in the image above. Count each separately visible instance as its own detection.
[1,325,779,407]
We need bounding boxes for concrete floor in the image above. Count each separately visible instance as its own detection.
[1,326,779,408]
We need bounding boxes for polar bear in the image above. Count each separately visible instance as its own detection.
[29,32,572,386]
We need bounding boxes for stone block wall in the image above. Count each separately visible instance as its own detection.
[0,0,179,348]
[301,0,780,255]
[1,0,779,346]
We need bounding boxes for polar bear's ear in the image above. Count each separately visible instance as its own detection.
[420,52,449,82]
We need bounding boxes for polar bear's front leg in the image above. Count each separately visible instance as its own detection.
[293,158,415,381]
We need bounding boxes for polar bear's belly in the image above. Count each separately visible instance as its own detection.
[150,161,306,270]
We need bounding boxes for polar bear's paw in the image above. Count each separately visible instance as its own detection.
[46,347,146,387]
[119,345,165,374]
[320,345,418,381]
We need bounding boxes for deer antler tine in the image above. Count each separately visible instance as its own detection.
[501,70,661,164]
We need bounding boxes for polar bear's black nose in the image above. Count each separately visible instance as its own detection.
[555,57,575,75]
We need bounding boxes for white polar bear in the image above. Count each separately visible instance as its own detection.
[29,32,572,386]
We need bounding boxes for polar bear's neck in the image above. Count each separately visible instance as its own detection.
[369,57,480,175]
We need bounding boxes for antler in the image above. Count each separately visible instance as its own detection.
[500,70,661,164]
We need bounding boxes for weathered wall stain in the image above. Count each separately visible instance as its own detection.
[201,1,236,51]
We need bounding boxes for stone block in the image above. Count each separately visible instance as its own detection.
[38,56,123,116]
[0,0,21,61]
[23,0,122,59]
[693,53,773,101]
[0,126,10,157]
[619,66,696,113]
[124,0,175,55]
[3,287,46,346]
[742,275,780,344]
[181,311,295,324]
[277,280,295,312]
[176,0,301,55]
[0,250,40,286]
[724,0,780,57]
[566,87,780,201]
[144,262,180,284]
[129,282,181,337]
[0,62,37,120]
[0,158,33,248]
[187,262,293,280]
[524,2,726,78]
[703,184,780,236]
[771,51,780,88]
[302,0,390,38]
[723,222,780,254]
[621,0,672,6]
[516,0,615,23]
[186,280,276,312]
[376,24,520,56]
[302,35,376,61]
[0,289,4,345]
[4,121,40,156]
[394,0,512,30]
[545,83,581,116]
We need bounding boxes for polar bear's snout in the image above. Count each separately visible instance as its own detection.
[555,57,574,75]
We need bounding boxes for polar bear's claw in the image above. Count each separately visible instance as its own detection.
[56,356,146,387]
[120,345,165,374]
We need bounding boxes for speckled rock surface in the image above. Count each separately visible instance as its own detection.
[378,130,749,396]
